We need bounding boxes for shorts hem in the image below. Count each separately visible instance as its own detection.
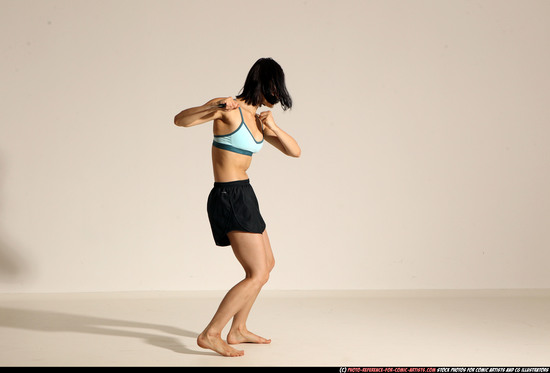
[215,224,267,247]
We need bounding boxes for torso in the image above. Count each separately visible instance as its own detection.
[211,101,264,182]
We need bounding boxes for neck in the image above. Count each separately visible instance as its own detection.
[236,99,260,114]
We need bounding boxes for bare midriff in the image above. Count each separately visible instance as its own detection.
[212,146,253,182]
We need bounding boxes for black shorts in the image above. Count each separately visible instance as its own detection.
[207,179,266,247]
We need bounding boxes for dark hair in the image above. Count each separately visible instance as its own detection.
[236,58,292,110]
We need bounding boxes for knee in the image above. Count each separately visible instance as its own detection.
[250,270,270,287]
[259,271,270,286]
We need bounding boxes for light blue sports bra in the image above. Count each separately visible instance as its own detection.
[212,107,264,156]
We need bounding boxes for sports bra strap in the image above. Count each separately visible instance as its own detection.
[238,107,245,123]
[239,106,263,133]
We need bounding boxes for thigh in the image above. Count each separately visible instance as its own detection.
[228,231,268,277]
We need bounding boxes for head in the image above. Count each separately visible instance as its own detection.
[236,58,292,110]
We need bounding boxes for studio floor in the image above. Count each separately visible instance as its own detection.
[0,289,549,367]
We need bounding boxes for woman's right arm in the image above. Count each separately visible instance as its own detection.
[173,97,238,127]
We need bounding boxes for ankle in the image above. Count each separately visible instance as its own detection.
[201,328,222,338]
[229,325,247,334]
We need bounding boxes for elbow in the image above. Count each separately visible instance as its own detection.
[174,115,189,127]
[290,148,301,158]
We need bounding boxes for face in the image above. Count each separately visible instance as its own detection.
[262,89,279,108]
[262,98,275,108]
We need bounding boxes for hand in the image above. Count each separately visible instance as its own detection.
[218,97,239,111]
[257,111,278,131]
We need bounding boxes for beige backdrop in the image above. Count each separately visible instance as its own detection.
[1,0,549,292]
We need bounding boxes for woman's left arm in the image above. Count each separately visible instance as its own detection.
[258,111,301,158]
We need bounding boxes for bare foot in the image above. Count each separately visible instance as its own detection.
[197,331,244,357]
[227,328,271,345]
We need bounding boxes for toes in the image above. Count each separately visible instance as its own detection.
[231,349,244,357]
[225,344,244,357]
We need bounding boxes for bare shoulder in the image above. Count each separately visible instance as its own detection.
[213,103,242,135]
[215,97,241,124]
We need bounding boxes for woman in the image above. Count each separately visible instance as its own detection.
[174,58,301,357]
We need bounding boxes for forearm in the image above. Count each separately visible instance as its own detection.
[269,125,301,158]
[174,98,223,127]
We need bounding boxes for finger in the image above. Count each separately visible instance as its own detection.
[226,100,239,110]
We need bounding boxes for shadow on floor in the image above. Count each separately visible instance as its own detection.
[0,306,218,357]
